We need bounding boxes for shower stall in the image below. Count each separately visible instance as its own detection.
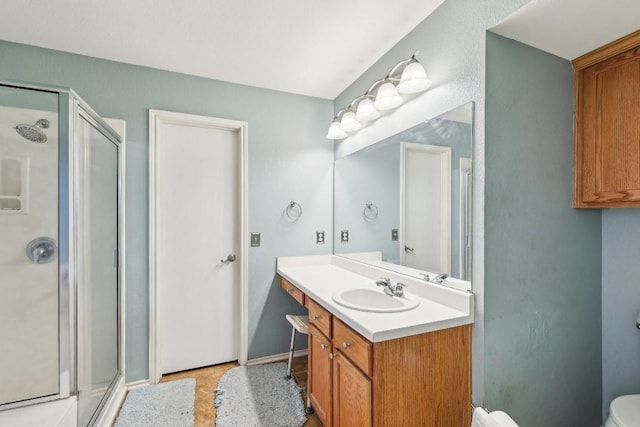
[0,81,124,426]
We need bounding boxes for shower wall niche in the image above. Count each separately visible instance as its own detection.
[0,81,124,427]
[0,156,28,212]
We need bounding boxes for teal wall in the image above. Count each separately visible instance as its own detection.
[602,209,640,420]
[334,0,531,403]
[334,0,607,422]
[485,33,602,425]
[0,40,334,381]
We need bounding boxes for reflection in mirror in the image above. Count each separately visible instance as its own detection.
[334,102,473,289]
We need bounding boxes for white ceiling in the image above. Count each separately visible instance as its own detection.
[0,0,444,100]
[491,0,640,60]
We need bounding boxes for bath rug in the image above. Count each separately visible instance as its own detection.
[115,378,195,427]
[214,362,306,427]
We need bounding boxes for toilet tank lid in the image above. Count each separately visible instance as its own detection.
[611,395,640,427]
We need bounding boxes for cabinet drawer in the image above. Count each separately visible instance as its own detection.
[280,277,305,306]
[308,299,332,338]
[332,318,372,376]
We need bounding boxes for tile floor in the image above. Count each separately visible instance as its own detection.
[159,356,322,427]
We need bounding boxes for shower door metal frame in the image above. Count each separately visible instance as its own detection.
[0,80,125,419]
[0,81,72,411]
[72,99,124,426]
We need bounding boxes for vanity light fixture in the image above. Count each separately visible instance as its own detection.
[353,95,380,123]
[397,61,432,94]
[326,109,348,139]
[340,109,362,132]
[326,52,432,140]
[373,81,403,111]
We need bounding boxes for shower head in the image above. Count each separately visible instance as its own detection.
[15,118,50,143]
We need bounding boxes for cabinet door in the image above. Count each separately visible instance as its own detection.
[309,325,333,426]
[574,33,640,207]
[332,351,372,427]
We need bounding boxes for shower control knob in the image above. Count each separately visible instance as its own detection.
[26,237,57,264]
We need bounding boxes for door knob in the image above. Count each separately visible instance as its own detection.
[220,254,236,263]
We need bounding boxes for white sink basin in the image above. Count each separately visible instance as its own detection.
[332,288,420,313]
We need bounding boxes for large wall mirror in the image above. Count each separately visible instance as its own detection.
[333,102,473,289]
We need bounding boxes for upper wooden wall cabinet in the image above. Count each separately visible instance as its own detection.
[573,30,640,208]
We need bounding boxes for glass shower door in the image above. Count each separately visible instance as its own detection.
[0,85,61,406]
[76,111,120,426]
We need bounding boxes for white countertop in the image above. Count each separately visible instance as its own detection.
[276,254,474,342]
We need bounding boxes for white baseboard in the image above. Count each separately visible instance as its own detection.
[125,379,150,391]
[246,349,308,366]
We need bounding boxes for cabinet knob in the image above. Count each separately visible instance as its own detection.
[320,343,328,350]
[287,288,293,293]
[342,342,351,349]
[312,315,319,321]
[329,352,335,360]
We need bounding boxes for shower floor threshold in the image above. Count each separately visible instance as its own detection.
[0,396,77,427]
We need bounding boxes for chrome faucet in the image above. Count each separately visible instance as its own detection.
[431,273,449,284]
[376,278,405,297]
[418,273,430,281]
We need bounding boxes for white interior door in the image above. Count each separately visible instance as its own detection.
[401,142,451,273]
[154,113,241,375]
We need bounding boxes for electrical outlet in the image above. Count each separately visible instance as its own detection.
[341,230,349,243]
[316,231,325,244]
[251,232,261,247]
[391,229,398,241]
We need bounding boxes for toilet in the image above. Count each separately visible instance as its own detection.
[605,395,640,427]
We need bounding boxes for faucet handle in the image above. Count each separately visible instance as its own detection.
[431,273,449,284]
[376,277,391,286]
[394,282,406,297]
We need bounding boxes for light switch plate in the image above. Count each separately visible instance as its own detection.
[251,232,261,247]
[341,230,349,243]
[391,229,398,241]
[316,231,325,244]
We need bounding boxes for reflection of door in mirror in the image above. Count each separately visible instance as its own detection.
[400,143,451,273]
[332,101,473,290]
[459,157,472,281]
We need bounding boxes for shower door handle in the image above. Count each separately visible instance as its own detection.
[220,254,236,264]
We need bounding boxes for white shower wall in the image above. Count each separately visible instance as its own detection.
[0,105,60,405]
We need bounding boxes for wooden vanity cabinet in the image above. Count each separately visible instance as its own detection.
[332,350,372,427]
[309,324,333,426]
[307,297,471,427]
[573,30,640,207]
[280,277,306,306]
[281,280,471,427]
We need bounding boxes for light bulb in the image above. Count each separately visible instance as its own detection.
[326,121,347,139]
[355,98,381,123]
[340,110,362,132]
[397,62,432,94]
[373,82,403,111]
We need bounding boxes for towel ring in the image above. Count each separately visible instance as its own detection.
[363,202,378,221]
[285,201,303,221]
